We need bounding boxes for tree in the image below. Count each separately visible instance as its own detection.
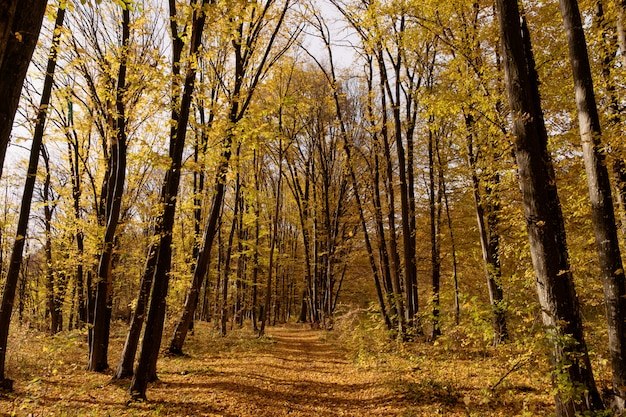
[129,0,211,400]
[495,0,604,413]
[88,1,131,373]
[558,0,626,409]
[0,3,65,390]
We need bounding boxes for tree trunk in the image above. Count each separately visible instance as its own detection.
[559,0,626,409]
[0,4,64,388]
[89,4,130,373]
[168,150,230,352]
[375,42,405,335]
[129,0,209,401]
[112,244,158,380]
[428,126,441,341]
[42,146,60,334]
[495,0,604,413]
[0,0,47,182]
[0,0,18,65]
[65,103,87,328]
[220,179,240,336]
[466,114,508,345]
[260,139,283,337]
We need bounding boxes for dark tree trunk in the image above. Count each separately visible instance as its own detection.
[495,0,604,413]
[129,0,209,401]
[0,5,64,388]
[168,151,230,352]
[466,114,508,345]
[42,146,61,334]
[0,0,18,65]
[389,24,419,332]
[559,0,626,409]
[65,104,87,328]
[220,178,240,336]
[89,5,130,373]
[0,0,47,182]
[427,126,441,341]
[375,42,405,335]
[260,140,283,337]
[251,150,260,331]
[113,245,158,380]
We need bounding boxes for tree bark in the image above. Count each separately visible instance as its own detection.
[41,146,62,334]
[495,0,604,413]
[466,114,508,345]
[0,0,18,65]
[558,0,626,409]
[0,0,47,182]
[428,125,441,341]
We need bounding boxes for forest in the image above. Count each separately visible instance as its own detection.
[0,0,625,415]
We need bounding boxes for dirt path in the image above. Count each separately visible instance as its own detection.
[1,322,555,416]
[1,323,412,416]
[137,324,407,417]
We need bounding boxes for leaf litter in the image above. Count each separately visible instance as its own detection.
[0,321,555,416]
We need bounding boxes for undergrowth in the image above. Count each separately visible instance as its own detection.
[328,305,556,416]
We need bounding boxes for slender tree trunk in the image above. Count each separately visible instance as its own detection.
[0,5,64,389]
[495,0,604,413]
[390,30,418,332]
[89,4,130,373]
[466,115,508,345]
[220,179,240,336]
[438,146,459,326]
[260,139,283,337]
[41,146,60,334]
[168,143,231,352]
[129,0,209,401]
[375,43,405,335]
[427,126,441,340]
[251,150,260,331]
[558,0,626,408]
[112,245,158,380]
[65,105,87,328]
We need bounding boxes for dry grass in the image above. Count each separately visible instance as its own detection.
[0,315,570,416]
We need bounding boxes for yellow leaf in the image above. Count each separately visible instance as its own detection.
[14,32,22,42]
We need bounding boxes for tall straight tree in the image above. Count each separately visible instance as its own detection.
[495,0,604,413]
[0,4,65,390]
[558,0,626,409]
[88,2,131,373]
[0,0,47,180]
[129,0,210,400]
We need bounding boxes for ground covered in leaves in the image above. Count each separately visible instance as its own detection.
[0,318,556,416]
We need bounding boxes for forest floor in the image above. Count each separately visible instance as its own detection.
[0,320,556,416]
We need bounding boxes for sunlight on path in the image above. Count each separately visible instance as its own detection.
[174,324,406,416]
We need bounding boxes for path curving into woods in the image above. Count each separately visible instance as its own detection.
[185,325,407,416]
